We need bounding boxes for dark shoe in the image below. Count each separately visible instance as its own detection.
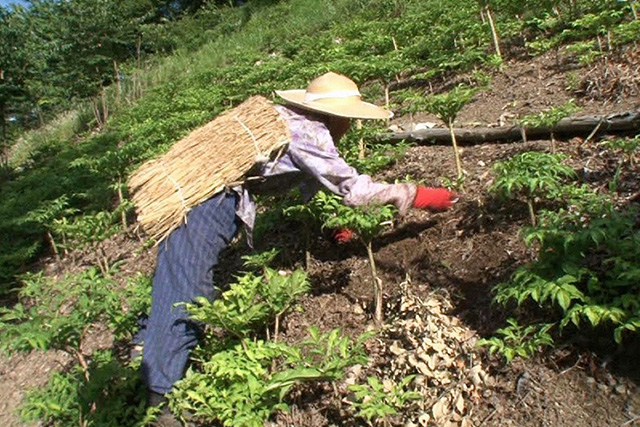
[148,391,182,427]
[148,391,168,407]
[154,410,182,427]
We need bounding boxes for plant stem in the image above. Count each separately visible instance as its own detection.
[117,178,127,229]
[274,313,281,343]
[527,198,537,226]
[365,240,383,326]
[46,231,60,259]
[67,346,90,382]
[304,223,311,269]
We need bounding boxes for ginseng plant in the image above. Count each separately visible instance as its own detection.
[17,195,79,259]
[424,85,476,186]
[517,100,580,153]
[313,191,395,326]
[175,253,372,426]
[491,151,576,226]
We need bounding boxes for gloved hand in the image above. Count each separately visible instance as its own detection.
[412,186,458,211]
[333,228,355,243]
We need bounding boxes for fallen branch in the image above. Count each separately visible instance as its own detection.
[382,109,640,145]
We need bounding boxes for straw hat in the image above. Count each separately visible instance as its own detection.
[275,72,393,119]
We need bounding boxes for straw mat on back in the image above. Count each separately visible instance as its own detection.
[128,95,290,241]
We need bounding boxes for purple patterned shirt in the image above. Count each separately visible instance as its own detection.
[235,105,416,237]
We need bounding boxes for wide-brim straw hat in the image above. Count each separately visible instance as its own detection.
[275,72,393,120]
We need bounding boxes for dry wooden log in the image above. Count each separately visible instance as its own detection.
[382,109,640,145]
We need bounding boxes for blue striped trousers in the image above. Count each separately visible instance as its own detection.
[138,191,239,394]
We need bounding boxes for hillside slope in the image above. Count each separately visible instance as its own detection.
[1,1,639,426]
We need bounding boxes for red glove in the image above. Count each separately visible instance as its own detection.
[333,228,355,244]
[412,186,458,211]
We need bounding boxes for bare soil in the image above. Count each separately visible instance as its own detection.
[1,46,640,426]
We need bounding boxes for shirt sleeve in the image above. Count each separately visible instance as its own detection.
[286,116,417,214]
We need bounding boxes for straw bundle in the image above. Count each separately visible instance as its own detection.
[128,95,291,241]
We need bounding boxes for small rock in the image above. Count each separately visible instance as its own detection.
[516,372,532,396]
[413,122,437,131]
[614,384,628,395]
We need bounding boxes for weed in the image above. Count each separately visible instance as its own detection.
[566,40,602,64]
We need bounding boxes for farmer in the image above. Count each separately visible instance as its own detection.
[137,72,457,422]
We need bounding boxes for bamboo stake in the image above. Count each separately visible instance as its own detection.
[484,5,502,60]
[366,241,383,326]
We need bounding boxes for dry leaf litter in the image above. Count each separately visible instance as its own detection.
[346,276,492,427]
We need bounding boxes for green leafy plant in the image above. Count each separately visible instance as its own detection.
[312,191,396,325]
[173,261,370,427]
[17,195,79,258]
[349,375,421,425]
[491,151,576,226]
[439,173,466,193]
[517,100,580,152]
[300,326,374,381]
[171,339,298,427]
[51,210,122,275]
[477,318,554,363]
[424,85,476,181]
[491,179,640,346]
[241,248,280,274]
[339,121,411,175]
[20,351,152,427]
[172,329,371,427]
[525,36,560,56]
[565,40,602,64]
[602,135,640,167]
[261,268,310,342]
[563,9,627,52]
[184,260,310,342]
[285,190,399,324]
[0,268,150,378]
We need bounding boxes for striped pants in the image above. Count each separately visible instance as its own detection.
[137,191,239,394]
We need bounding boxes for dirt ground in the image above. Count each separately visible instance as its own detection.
[1,46,640,426]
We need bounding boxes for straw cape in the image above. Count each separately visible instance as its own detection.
[275,72,393,120]
[128,95,291,241]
